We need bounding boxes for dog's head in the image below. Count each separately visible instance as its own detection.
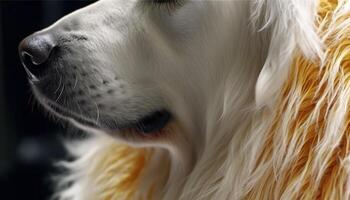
[18,0,263,160]
[19,0,334,199]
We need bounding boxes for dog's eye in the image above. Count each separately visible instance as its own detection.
[151,0,183,10]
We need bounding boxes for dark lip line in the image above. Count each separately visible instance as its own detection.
[47,101,101,128]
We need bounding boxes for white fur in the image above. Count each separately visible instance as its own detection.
[28,0,330,199]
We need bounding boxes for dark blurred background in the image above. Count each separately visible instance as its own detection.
[0,1,94,199]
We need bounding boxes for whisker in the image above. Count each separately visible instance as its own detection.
[94,100,100,125]
[73,75,78,89]
[54,76,62,94]
[55,85,65,103]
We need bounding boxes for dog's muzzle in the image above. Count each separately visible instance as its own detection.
[18,31,173,135]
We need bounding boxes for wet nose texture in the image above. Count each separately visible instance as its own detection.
[18,33,56,81]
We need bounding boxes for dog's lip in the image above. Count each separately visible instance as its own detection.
[31,87,100,127]
[32,87,172,134]
[47,101,172,135]
[43,97,101,128]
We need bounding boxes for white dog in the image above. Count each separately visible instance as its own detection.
[18,0,350,199]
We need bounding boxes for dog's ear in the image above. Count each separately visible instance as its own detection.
[252,0,323,107]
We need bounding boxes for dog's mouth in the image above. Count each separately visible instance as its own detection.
[33,89,172,134]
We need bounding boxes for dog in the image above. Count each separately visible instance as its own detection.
[18,0,350,199]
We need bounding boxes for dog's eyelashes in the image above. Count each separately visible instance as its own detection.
[151,0,183,11]
[152,0,176,3]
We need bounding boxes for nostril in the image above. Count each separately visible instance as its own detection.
[21,51,36,67]
[21,52,44,82]
[18,33,56,80]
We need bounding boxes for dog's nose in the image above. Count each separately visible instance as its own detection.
[18,33,56,80]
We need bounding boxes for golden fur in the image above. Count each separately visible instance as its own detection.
[242,0,350,199]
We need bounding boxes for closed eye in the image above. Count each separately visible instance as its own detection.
[151,0,183,10]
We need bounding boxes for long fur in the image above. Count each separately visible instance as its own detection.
[54,0,350,199]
